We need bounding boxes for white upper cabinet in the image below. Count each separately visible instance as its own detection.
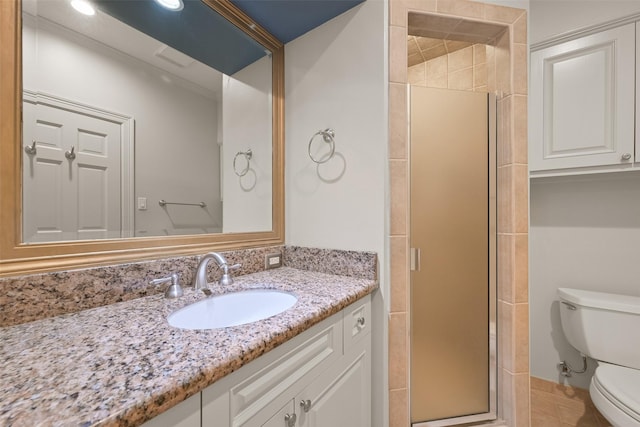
[530,23,636,174]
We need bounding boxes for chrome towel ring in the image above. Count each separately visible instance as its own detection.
[233,149,252,177]
[308,128,336,164]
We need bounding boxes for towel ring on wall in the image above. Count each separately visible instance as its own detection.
[308,128,336,164]
[233,149,252,177]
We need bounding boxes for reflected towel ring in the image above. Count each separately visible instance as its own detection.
[233,149,252,177]
[308,128,335,164]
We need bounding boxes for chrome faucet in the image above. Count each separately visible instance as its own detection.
[192,252,241,289]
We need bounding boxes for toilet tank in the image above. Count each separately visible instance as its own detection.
[558,288,640,370]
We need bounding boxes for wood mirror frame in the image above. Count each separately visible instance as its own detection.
[0,0,285,277]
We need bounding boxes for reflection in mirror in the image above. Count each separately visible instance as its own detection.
[21,0,273,244]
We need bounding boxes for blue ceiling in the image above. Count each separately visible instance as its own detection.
[95,0,268,75]
[94,0,365,75]
[230,0,365,43]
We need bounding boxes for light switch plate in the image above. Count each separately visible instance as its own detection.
[137,197,147,210]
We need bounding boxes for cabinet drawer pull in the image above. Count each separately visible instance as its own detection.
[622,153,632,161]
[284,413,297,426]
[357,316,366,328]
[300,399,312,412]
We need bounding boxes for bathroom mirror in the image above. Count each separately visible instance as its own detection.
[0,0,284,275]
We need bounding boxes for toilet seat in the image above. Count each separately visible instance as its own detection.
[590,363,640,426]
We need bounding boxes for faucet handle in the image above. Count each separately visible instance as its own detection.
[228,263,241,271]
[150,273,183,299]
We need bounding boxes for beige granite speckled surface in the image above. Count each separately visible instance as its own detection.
[0,267,377,427]
[284,246,377,281]
[0,246,285,327]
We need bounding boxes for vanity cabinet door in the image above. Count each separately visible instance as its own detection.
[141,392,201,427]
[530,23,635,173]
[296,343,371,427]
[261,399,296,427]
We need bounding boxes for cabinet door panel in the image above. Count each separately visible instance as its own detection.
[230,320,342,426]
[530,24,635,172]
[297,349,370,427]
[141,393,201,427]
[261,400,295,427]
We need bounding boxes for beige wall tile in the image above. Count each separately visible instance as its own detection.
[515,303,529,373]
[498,233,514,302]
[499,301,514,372]
[426,73,448,89]
[486,45,496,92]
[497,165,514,233]
[513,94,528,165]
[390,25,408,83]
[389,312,408,390]
[501,368,514,425]
[497,165,528,234]
[513,43,528,95]
[408,52,424,67]
[390,236,408,313]
[498,95,513,167]
[408,63,426,86]
[514,373,531,427]
[417,36,443,51]
[474,85,487,92]
[389,388,409,427]
[448,68,473,90]
[426,55,447,76]
[513,13,527,44]
[495,32,511,94]
[514,164,528,233]
[390,0,437,27]
[448,46,473,72]
[484,3,525,24]
[474,43,487,64]
[390,160,408,236]
[389,83,408,160]
[499,234,528,305]
[474,62,487,89]
[437,0,485,19]
[515,233,528,303]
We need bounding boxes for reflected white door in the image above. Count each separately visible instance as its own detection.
[23,98,123,242]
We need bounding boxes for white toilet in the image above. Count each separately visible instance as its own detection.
[558,288,640,427]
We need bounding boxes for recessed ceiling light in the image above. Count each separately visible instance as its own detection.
[154,0,184,11]
[70,0,96,16]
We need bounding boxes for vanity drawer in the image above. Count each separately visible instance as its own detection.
[230,318,342,426]
[343,295,371,353]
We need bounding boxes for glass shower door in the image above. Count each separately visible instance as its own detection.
[409,86,496,425]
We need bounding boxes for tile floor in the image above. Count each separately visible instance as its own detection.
[530,377,612,427]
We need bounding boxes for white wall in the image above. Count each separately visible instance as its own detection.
[23,16,222,237]
[530,174,640,388]
[222,56,273,233]
[284,0,388,425]
[530,0,640,44]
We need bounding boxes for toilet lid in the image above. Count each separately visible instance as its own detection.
[594,363,640,421]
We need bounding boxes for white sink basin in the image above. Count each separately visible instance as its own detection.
[167,289,297,330]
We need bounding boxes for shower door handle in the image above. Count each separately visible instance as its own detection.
[410,248,421,271]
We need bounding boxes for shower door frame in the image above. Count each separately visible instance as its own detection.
[408,89,498,427]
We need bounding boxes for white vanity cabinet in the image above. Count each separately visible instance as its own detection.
[141,392,201,427]
[146,295,371,427]
[530,23,636,174]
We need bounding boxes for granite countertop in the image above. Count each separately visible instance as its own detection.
[0,267,377,427]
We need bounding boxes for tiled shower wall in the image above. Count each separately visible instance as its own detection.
[408,43,489,91]
[388,0,529,426]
